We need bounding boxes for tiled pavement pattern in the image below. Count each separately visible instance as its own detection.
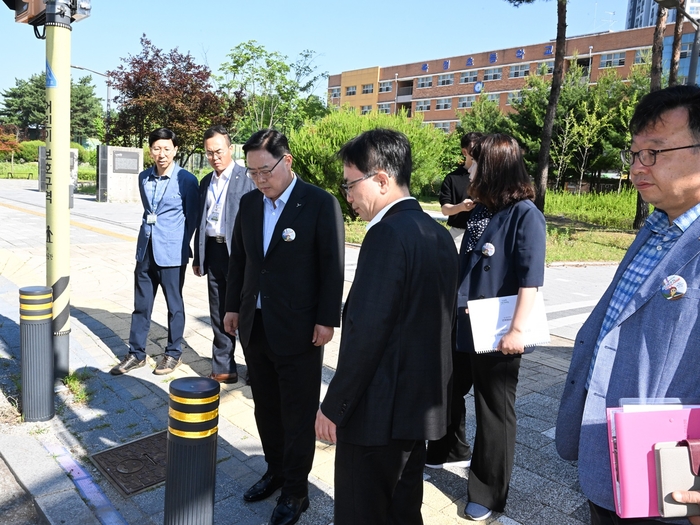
[0,179,605,524]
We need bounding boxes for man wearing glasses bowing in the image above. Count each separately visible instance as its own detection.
[224,129,344,525]
[193,126,255,384]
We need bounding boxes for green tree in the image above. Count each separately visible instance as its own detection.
[0,72,104,142]
[0,73,46,134]
[288,107,449,218]
[219,41,328,140]
[456,95,511,136]
[71,76,102,143]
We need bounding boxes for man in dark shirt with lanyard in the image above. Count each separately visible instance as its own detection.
[439,132,482,250]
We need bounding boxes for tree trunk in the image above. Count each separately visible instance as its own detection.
[669,0,685,86]
[534,0,567,212]
[634,6,668,230]
[650,7,668,92]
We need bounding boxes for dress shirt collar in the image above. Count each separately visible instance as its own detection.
[150,162,176,180]
[366,196,415,231]
[263,174,297,209]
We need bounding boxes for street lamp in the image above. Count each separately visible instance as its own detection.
[654,0,700,85]
[70,64,111,145]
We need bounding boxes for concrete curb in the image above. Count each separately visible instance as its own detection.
[0,434,98,525]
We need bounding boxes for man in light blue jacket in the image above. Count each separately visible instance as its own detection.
[556,85,700,524]
[111,128,199,376]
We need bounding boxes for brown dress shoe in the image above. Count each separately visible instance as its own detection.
[110,355,146,375]
[209,372,238,384]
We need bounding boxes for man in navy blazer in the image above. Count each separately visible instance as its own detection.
[315,129,459,525]
[192,126,255,384]
[556,85,700,523]
[224,129,344,525]
[111,128,199,376]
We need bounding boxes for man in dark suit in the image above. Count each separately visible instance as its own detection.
[223,129,344,525]
[315,129,459,525]
[192,126,255,384]
[111,128,199,376]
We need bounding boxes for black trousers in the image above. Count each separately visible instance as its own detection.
[588,501,668,524]
[204,238,236,375]
[128,240,186,361]
[243,310,323,498]
[334,439,426,525]
[426,349,473,465]
[467,351,521,512]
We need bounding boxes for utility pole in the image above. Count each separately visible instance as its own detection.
[5,0,92,387]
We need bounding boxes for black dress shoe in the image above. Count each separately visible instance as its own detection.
[270,495,309,525]
[243,472,285,502]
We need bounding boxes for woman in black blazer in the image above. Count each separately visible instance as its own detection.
[456,134,546,521]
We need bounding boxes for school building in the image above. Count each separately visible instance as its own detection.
[327,21,699,132]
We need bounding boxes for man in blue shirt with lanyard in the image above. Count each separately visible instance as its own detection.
[111,128,199,376]
[556,85,700,524]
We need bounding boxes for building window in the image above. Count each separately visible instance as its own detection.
[486,93,500,103]
[435,98,452,110]
[689,5,699,14]
[438,74,454,86]
[361,105,372,115]
[415,100,431,112]
[362,83,374,94]
[434,122,451,132]
[634,49,650,64]
[509,64,530,78]
[507,91,522,105]
[346,86,356,96]
[379,81,393,93]
[681,42,694,59]
[537,61,554,75]
[417,76,433,89]
[460,70,478,83]
[483,67,502,81]
[330,87,340,99]
[600,52,625,68]
[378,103,391,114]
[458,95,476,109]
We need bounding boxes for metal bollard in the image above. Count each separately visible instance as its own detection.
[164,377,220,525]
[19,286,54,422]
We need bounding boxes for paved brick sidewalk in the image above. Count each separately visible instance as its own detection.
[0,180,590,524]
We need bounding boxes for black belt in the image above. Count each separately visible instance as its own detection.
[206,235,226,244]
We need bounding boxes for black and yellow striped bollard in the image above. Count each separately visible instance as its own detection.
[164,377,220,525]
[19,286,54,422]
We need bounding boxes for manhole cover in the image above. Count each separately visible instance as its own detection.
[90,431,167,497]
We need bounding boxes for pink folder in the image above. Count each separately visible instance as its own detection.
[607,406,700,518]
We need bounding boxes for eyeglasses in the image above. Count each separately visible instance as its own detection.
[246,155,286,179]
[340,172,376,195]
[205,149,227,159]
[150,147,175,155]
[620,144,700,167]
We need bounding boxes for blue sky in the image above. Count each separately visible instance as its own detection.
[1,0,629,107]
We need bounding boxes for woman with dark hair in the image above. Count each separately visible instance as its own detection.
[456,133,546,521]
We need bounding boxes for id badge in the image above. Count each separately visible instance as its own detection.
[210,205,220,223]
[147,213,157,225]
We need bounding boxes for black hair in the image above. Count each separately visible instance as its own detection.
[630,84,700,141]
[148,128,179,148]
[242,129,291,158]
[337,128,412,189]
[203,125,231,146]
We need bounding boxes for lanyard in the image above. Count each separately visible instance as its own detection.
[151,174,171,213]
[210,174,230,208]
